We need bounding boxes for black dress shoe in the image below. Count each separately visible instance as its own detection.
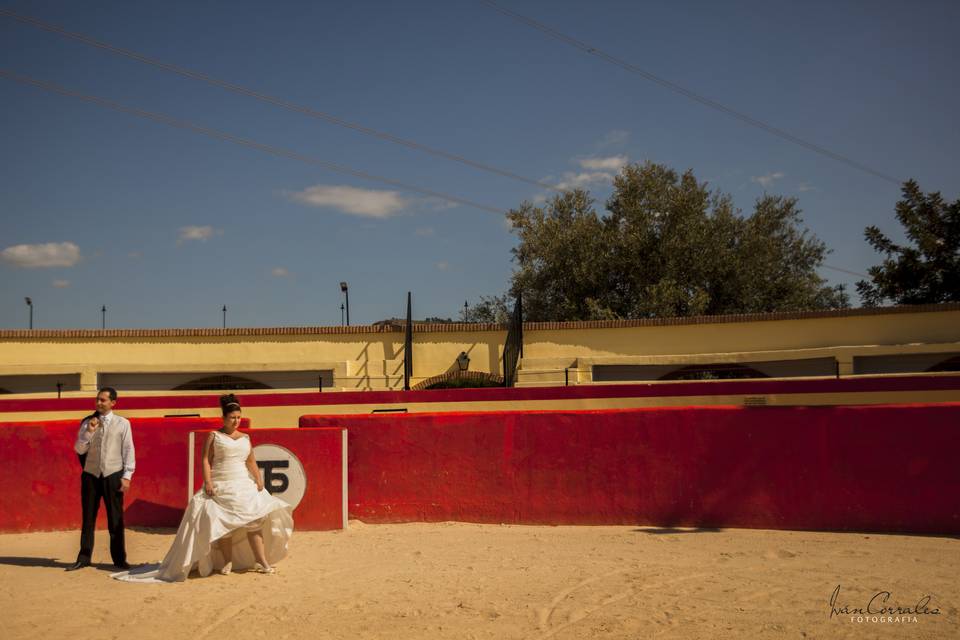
[65,560,90,571]
[114,561,131,570]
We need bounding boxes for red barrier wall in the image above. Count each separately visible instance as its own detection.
[3,373,960,414]
[301,404,960,534]
[0,417,248,532]
[189,428,346,531]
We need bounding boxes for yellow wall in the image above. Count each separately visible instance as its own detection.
[1,305,959,396]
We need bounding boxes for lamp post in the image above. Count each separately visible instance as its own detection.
[340,282,350,326]
[463,300,468,321]
[222,305,227,329]
[340,303,345,326]
[25,297,33,330]
[101,305,106,329]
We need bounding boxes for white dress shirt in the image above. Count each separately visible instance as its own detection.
[74,411,136,480]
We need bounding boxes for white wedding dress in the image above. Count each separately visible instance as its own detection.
[113,431,294,582]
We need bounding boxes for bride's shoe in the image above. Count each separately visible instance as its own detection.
[219,562,232,575]
[254,563,275,574]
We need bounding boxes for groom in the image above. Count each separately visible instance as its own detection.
[66,387,136,571]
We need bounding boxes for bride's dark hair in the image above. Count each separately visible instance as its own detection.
[219,393,241,416]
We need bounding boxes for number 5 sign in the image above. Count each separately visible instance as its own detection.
[254,444,306,507]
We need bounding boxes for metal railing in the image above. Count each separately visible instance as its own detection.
[502,292,523,387]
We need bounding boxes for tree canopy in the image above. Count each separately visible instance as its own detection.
[856,180,960,306]
[491,161,847,321]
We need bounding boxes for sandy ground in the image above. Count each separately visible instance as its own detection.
[2,522,957,639]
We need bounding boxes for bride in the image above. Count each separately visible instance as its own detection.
[114,394,293,582]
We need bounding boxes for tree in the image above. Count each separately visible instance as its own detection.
[856,180,960,306]
[498,161,847,321]
[461,294,511,323]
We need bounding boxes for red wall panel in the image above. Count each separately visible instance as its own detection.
[0,417,248,532]
[300,404,960,534]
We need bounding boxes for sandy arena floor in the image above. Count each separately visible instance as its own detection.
[2,521,957,639]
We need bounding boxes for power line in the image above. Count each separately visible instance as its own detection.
[0,8,564,193]
[823,264,869,279]
[480,0,903,185]
[0,69,505,215]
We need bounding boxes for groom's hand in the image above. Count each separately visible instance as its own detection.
[119,478,131,492]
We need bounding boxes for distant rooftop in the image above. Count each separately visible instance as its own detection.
[1,303,957,339]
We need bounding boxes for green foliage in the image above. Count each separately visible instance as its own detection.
[856,180,960,306]
[499,161,847,321]
[461,294,511,323]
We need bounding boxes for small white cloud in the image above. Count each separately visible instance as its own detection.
[750,172,785,188]
[435,261,449,271]
[578,155,628,171]
[797,182,817,192]
[177,226,220,244]
[0,242,81,268]
[556,171,616,191]
[52,279,70,288]
[531,193,548,205]
[289,184,407,218]
[415,227,435,237]
[271,267,290,277]
[598,129,630,147]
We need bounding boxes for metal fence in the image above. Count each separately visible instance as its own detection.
[502,292,523,387]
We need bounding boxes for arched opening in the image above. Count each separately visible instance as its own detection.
[413,371,504,390]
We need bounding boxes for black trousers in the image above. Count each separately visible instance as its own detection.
[77,470,126,565]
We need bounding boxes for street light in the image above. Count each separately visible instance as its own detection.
[222,305,227,329]
[456,351,470,374]
[340,302,345,326]
[101,305,106,329]
[339,282,350,326]
[24,297,33,330]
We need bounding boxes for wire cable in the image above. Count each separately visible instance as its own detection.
[0,69,505,215]
[0,8,564,193]
[480,0,903,185]
[822,264,869,279]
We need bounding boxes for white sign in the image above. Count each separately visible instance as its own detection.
[253,444,307,509]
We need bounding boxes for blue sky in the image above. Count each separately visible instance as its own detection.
[2,0,958,329]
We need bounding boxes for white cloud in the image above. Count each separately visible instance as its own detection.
[415,227,435,237]
[435,261,449,271]
[271,267,290,277]
[177,226,220,244]
[751,172,785,188]
[0,242,81,268]
[556,171,616,191]
[797,182,817,192]
[52,279,70,288]
[598,129,630,147]
[578,155,628,171]
[289,184,407,218]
